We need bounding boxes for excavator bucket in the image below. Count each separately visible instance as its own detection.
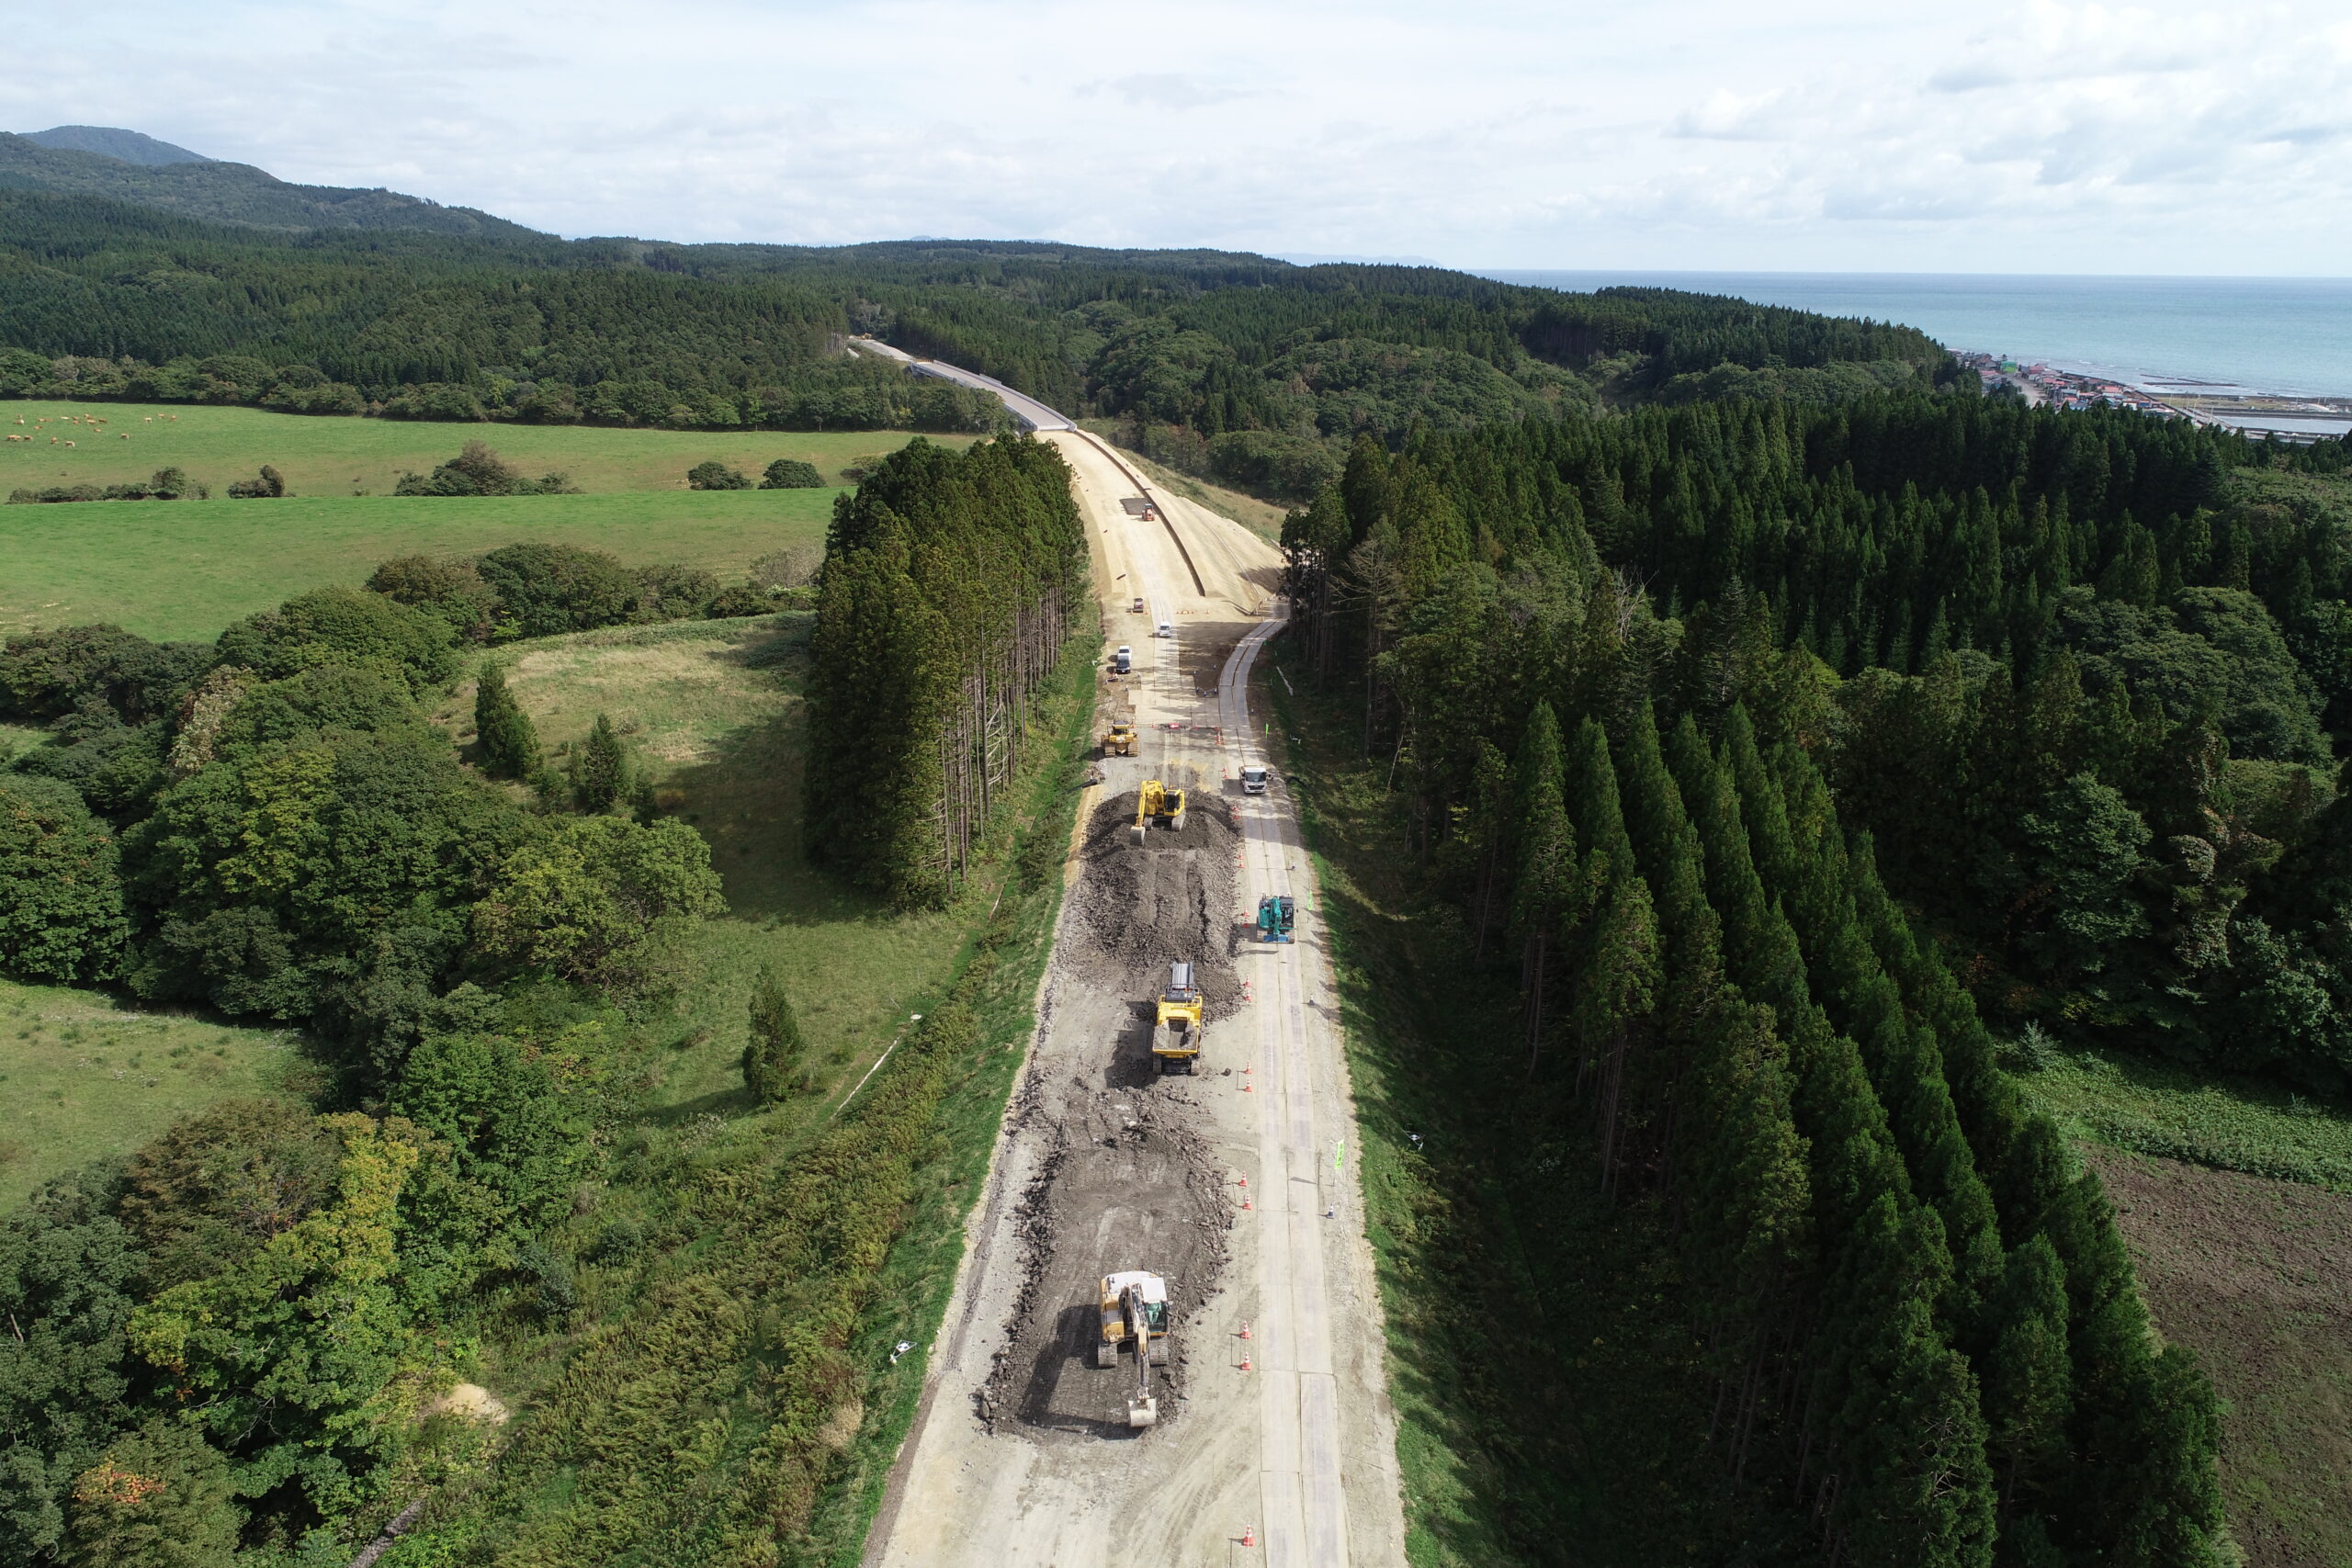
[1126,1394,1159,1428]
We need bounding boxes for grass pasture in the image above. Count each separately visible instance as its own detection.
[2022,1045,2352,1192]
[3,399,966,497]
[0,977,310,1210]
[436,613,969,1118]
[0,488,836,641]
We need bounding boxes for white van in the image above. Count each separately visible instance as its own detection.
[1157,621,1173,639]
[1240,764,1270,795]
[1112,645,1133,674]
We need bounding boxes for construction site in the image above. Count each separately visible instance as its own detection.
[863,430,1407,1566]
[976,784,1244,1435]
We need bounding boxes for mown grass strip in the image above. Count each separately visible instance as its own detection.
[1262,672,1541,1568]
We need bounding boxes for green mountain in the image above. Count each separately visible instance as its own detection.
[0,129,541,239]
[21,125,212,165]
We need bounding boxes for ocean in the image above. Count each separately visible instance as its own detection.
[1477,271,2352,425]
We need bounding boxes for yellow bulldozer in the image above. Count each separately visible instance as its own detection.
[1131,779,1185,844]
[1100,720,1137,757]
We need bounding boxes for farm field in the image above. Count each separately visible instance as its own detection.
[2,399,967,495]
[2021,1047,2352,1562]
[2086,1149,2352,1568]
[0,488,835,640]
[0,977,311,1210]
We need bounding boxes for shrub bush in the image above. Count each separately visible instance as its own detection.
[393,441,576,497]
[222,465,286,500]
[686,460,752,491]
[0,776,130,982]
[474,543,640,639]
[215,586,458,694]
[760,458,824,490]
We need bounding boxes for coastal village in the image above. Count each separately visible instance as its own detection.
[1958,348,2352,442]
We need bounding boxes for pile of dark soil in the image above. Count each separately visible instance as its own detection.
[977,1075,1232,1438]
[1063,773,1244,1022]
[971,769,1246,1441]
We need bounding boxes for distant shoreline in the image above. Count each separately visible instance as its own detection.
[1480,269,2352,405]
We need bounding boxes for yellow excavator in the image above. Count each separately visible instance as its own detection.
[1100,720,1137,757]
[1150,962,1204,1074]
[1131,779,1185,844]
[1094,1269,1171,1428]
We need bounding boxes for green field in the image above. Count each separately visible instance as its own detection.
[0,978,311,1210]
[2021,1043,2352,1191]
[435,613,970,1116]
[3,400,965,496]
[1,489,837,641]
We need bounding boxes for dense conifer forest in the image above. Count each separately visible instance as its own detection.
[1279,401,2352,1564]
[804,436,1090,906]
[0,190,1950,466]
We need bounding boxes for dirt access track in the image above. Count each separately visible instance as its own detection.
[862,429,1408,1565]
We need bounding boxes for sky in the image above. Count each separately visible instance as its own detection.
[5,0,2348,274]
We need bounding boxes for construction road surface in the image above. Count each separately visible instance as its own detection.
[860,405,1408,1564]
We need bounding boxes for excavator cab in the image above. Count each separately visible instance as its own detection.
[1131,779,1186,844]
[1094,1269,1171,1428]
[1256,895,1295,943]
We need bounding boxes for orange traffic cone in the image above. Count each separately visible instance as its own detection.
[1242,1194,1253,1210]
[1239,1322,1252,1339]
[1238,1176,1248,1187]
[1242,1526,1257,1548]
[1239,1354,1252,1371]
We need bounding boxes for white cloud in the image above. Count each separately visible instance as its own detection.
[0,0,2343,270]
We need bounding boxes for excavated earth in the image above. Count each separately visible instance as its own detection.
[976,778,1242,1440]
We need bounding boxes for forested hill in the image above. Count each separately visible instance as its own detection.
[0,134,540,240]
[1269,400,2352,1563]
[0,190,1951,468]
[1283,399,2352,1091]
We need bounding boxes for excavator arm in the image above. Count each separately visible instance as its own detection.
[1123,1284,1161,1427]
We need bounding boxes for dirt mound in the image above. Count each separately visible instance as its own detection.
[977,1073,1232,1438]
[1064,773,1244,1023]
[972,767,1244,1442]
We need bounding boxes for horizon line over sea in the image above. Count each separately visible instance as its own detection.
[1476,270,2352,411]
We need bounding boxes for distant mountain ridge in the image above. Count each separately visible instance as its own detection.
[0,126,541,240]
[22,125,212,165]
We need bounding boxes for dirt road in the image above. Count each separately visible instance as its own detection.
[862,427,1407,1565]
